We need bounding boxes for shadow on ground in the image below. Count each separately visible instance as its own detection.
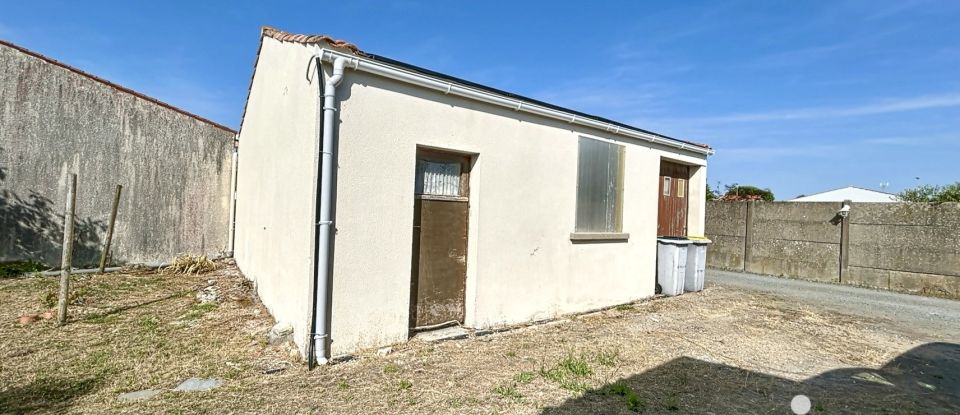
[0,376,102,414]
[542,342,959,414]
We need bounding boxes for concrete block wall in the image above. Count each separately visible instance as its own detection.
[705,201,960,298]
[746,202,841,282]
[846,203,960,297]
[704,202,746,271]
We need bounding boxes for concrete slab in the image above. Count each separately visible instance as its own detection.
[173,378,223,392]
[117,389,161,401]
[413,326,468,342]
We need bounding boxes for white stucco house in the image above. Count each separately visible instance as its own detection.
[789,186,898,203]
[234,27,713,364]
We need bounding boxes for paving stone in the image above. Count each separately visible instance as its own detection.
[173,378,223,392]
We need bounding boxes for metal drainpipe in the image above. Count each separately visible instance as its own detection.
[311,55,347,365]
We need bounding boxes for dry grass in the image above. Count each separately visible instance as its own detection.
[0,265,950,414]
[161,255,218,275]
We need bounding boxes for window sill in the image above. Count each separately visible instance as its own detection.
[569,232,630,242]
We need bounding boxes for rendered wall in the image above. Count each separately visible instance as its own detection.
[233,37,322,356]
[0,42,234,266]
[327,68,709,355]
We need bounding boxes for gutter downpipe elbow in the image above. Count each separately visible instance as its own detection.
[313,54,347,365]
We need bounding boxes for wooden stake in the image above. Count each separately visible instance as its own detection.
[58,173,77,326]
[98,184,122,273]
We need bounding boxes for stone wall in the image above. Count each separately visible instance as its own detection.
[705,201,960,298]
[0,41,236,267]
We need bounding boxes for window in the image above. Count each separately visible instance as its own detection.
[415,160,462,196]
[663,177,672,196]
[575,137,624,233]
[677,179,686,198]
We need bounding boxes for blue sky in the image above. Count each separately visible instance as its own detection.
[3,1,958,199]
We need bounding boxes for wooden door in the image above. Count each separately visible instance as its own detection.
[410,149,470,329]
[657,161,689,237]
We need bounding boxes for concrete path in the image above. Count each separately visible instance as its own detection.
[708,269,960,341]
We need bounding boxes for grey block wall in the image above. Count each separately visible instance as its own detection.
[0,42,235,266]
[705,201,960,298]
[846,203,960,297]
[704,202,746,271]
[746,202,841,282]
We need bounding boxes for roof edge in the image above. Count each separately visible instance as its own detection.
[0,38,236,134]
[252,27,711,152]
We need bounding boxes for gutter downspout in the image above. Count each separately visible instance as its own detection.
[311,55,348,365]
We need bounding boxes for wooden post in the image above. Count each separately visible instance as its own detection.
[57,173,77,326]
[98,184,122,273]
[839,199,851,283]
[742,201,755,272]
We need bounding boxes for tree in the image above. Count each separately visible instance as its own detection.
[898,182,960,203]
[721,184,774,201]
[706,183,719,201]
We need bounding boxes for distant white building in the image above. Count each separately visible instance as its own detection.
[789,186,898,203]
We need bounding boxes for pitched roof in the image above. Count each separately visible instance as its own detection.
[0,38,236,134]
[242,26,710,151]
[790,186,898,203]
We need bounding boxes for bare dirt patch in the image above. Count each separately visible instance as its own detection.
[1,265,955,414]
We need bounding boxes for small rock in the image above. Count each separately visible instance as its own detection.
[38,311,54,320]
[268,322,294,345]
[197,286,221,304]
[376,346,393,357]
[173,378,223,392]
[118,389,161,401]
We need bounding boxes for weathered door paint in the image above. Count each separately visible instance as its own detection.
[657,161,689,237]
[410,149,470,328]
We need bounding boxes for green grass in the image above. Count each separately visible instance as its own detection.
[558,355,593,377]
[383,363,401,374]
[180,302,218,321]
[615,304,634,312]
[493,383,522,401]
[540,354,595,393]
[595,349,620,367]
[397,379,413,391]
[602,382,646,412]
[514,371,535,384]
[0,261,46,278]
[336,380,349,390]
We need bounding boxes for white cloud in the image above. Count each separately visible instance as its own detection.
[698,92,960,123]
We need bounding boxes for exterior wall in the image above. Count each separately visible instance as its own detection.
[705,201,960,298]
[233,37,321,356]
[704,202,746,271]
[846,203,960,297]
[746,202,841,282]
[328,69,708,355]
[0,42,234,266]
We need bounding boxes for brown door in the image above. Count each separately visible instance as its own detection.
[657,161,689,237]
[410,149,470,329]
